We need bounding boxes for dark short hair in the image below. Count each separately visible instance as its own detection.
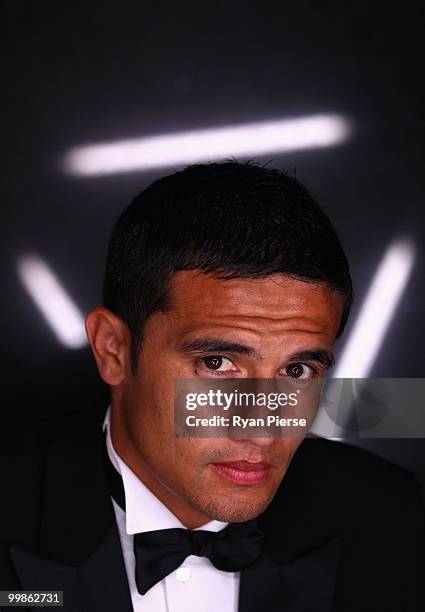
[103,161,353,373]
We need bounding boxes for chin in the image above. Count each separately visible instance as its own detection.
[192,491,275,523]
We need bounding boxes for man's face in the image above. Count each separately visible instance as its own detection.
[111,271,343,525]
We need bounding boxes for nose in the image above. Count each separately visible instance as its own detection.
[230,436,274,448]
[248,436,275,447]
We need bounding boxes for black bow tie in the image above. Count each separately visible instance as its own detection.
[102,434,265,595]
[133,521,264,594]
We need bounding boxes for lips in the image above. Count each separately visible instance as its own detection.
[210,460,272,484]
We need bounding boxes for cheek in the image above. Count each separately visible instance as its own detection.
[146,439,206,495]
[132,380,202,464]
[138,350,195,408]
[174,440,205,469]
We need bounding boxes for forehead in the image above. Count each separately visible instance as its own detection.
[166,270,343,339]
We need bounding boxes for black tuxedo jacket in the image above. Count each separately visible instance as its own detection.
[0,403,424,612]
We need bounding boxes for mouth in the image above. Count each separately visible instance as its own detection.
[210,460,272,485]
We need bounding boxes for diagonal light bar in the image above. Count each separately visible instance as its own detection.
[63,113,351,176]
[17,255,88,349]
[334,239,416,378]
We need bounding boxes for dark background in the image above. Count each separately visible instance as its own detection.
[2,2,424,490]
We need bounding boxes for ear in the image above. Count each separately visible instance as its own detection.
[85,307,130,385]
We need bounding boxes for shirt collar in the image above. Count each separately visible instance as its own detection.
[102,405,228,535]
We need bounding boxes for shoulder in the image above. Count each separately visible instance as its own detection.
[292,436,421,494]
[0,403,107,524]
[263,437,424,543]
[0,402,106,461]
[294,437,423,507]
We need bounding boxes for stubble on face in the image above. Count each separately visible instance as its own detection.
[172,441,298,522]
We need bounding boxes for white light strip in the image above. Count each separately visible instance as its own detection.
[17,255,88,349]
[334,239,416,378]
[63,113,351,176]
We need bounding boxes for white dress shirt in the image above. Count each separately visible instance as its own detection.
[103,407,240,612]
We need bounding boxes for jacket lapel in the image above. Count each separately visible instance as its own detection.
[9,405,133,612]
[9,546,78,610]
[238,536,339,612]
[10,526,132,612]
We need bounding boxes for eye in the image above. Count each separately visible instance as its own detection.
[198,355,238,376]
[283,363,315,379]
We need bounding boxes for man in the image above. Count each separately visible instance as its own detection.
[1,161,423,611]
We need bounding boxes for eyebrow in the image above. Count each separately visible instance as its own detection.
[287,349,335,369]
[178,337,335,368]
[179,337,262,359]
